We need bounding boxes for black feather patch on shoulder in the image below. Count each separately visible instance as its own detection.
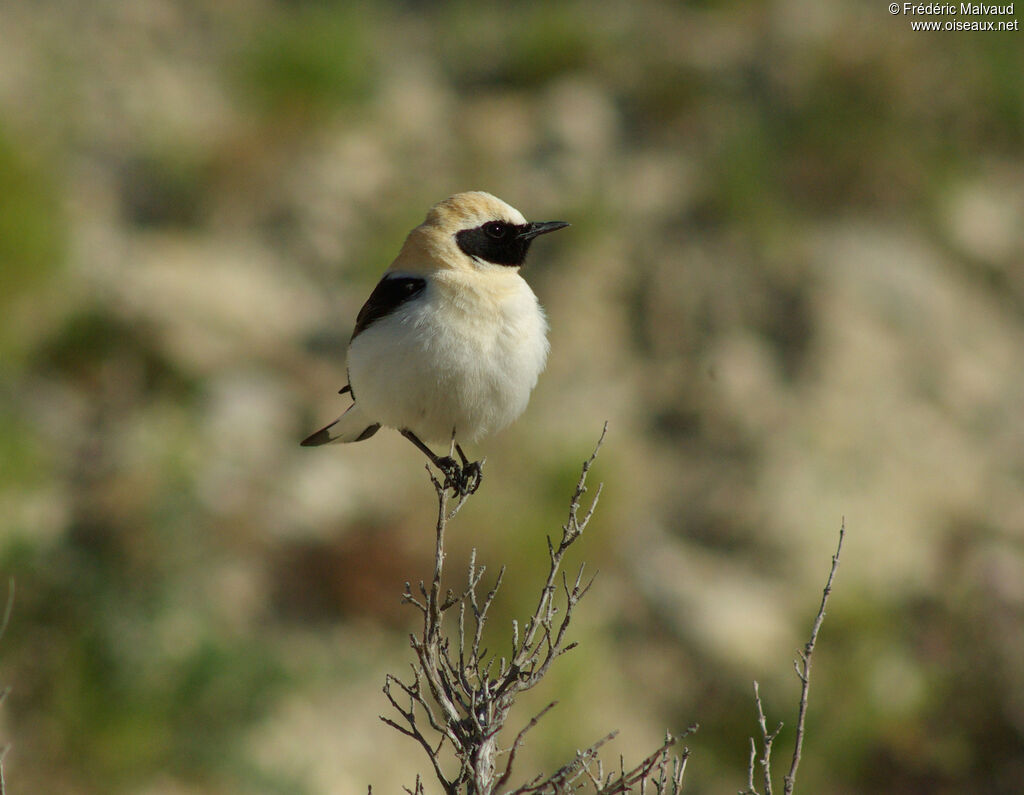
[355,423,381,441]
[300,427,333,447]
[351,275,426,340]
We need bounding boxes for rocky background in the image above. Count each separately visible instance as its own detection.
[2,1,1023,793]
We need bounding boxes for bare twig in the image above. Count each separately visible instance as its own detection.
[494,701,557,792]
[594,727,696,795]
[741,520,846,795]
[506,730,618,795]
[749,681,782,795]
[744,737,758,795]
[377,423,694,794]
[783,519,845,795]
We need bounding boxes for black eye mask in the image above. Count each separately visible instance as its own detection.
[456,220,569,267]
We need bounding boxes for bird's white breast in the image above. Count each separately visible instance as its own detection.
[346,269,548,443]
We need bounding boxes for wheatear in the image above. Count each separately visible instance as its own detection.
[302,191,568,494]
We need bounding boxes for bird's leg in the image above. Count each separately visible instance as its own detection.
[401,429,481,495]
[401,429,457,477]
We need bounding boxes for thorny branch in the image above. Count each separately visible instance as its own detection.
[379,423,694,794]
[741,520,846,795]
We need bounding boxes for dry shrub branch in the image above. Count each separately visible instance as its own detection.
[377,424,694,795]
[374,425,845,795]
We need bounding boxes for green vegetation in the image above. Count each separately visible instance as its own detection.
[234,4,378,121]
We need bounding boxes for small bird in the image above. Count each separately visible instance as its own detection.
[302,191,568,494]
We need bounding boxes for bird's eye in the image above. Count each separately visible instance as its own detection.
[483,221,508,239]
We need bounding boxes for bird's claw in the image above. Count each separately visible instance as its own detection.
[436,456,483,496]
[460,460,482,495]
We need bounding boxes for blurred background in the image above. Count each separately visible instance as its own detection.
[2,0,1023,792]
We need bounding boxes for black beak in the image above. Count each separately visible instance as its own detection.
[519,221,570,240]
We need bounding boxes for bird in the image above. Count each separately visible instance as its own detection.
[301,191,568,495]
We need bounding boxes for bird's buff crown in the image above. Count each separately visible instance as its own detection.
[388,192,529,275]
[424,191,528,230]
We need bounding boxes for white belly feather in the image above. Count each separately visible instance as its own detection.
[346,270,548,444]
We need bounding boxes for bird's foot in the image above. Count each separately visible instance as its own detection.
[460,459,483,495]
[436,456,483,497]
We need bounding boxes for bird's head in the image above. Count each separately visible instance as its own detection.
[393,192,568,275]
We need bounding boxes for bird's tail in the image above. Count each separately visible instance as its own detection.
[301,401,381,446]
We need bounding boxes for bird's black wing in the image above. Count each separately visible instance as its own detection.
[351,275,427,340]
